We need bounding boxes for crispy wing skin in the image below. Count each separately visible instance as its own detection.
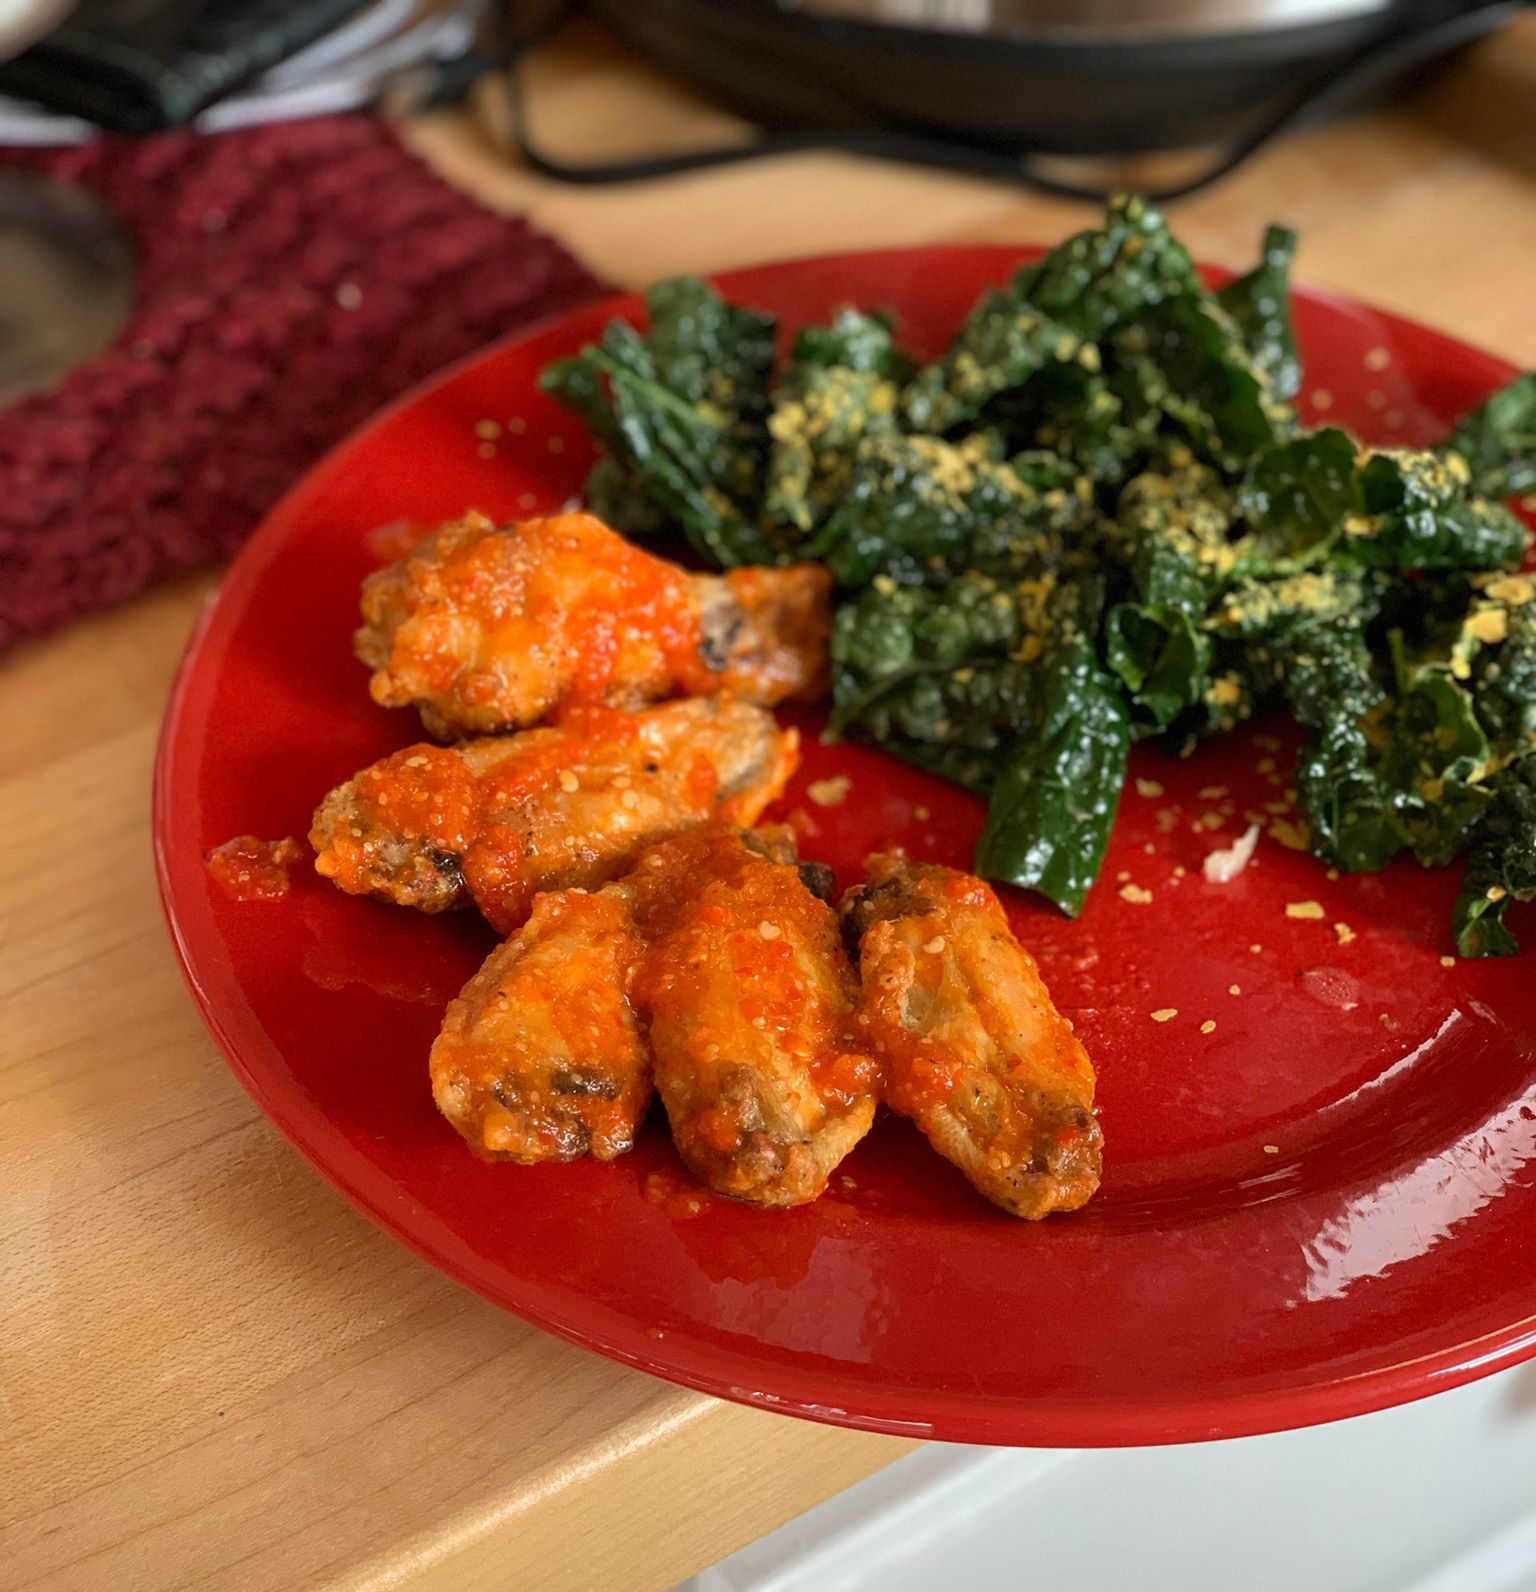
[431,886,650,1162]
[690,565,832,708]
[356,511,832,738]
[628,830,879,1207]
[841,855,1101,1219]
[310,698,798,933]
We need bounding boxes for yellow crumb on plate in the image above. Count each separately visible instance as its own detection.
[807,775,852,807]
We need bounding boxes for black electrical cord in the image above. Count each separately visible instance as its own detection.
[498,0,1526,203]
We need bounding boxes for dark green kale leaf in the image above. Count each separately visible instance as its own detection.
[1208,567,1378,646]
[1279,621,1409,872]
[901,292,1086,434]
[1170,639,1280,745]
[1216,224,1301,403]
[1103,465,1235,731]
[1017,193,1199,336]
[814,433,1089,589]
[974,634,1131,916]
[540,354,665,538]
[1235,432,1527,575]
[1472,582,1536,750]
[832,570,1063,750]
[589,321,781,566]
[982,360,1156,487]
[1128,292,1293,473]
[1443,372,1536,500]
[1347,449,1528,572]
[1453,756,1536,956]
[1237,427,1362,569]
[1382,636,1493,868]
[829,569,1109,799]
[903,194,1198,432]
[538,278,780,567]
[581,452,667,538]
[644,277,777,460]
[764,310,911,538]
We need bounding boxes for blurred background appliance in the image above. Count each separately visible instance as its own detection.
[507,0,1528,197]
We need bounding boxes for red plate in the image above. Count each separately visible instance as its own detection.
[155,248,1536,1446]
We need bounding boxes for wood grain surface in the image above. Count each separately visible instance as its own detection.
[5,18,1535,1589]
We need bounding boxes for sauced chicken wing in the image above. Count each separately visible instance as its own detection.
[841,855,1101,1219]
[431,887,650,1162]
[628,830,879,1207]
[355,511,831,738]
[310,698,797,934]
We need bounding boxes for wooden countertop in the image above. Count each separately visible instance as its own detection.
[6,19,1535,1590]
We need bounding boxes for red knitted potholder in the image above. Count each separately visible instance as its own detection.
[0,115,607,650]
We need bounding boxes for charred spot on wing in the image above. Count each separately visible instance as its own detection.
[742,826,799,864]
[696,594,747,673]
[426,847,465,892]
[796,860,837,903]
[838,870,925,944]
[1030,1102,1104,1177]
[551,1068,621,1099]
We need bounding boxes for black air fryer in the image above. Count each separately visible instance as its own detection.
[509,0,1526,196]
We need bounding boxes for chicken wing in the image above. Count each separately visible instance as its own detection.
[628,829,879,1207]
[355,510,831,738]
[310,697,797,934]
[431,886,650,1162]
[841,855,1101,1219]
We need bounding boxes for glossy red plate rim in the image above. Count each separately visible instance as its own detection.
[154,247,1536,1446]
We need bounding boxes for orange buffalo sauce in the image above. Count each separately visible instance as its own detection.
[642,1167,713,1219]
[561,532,706,706]
[354,745,480,855]
[631,831,879,1114]
[882,1044,965,1121]
[456,513,707,711]
[328,704,680,932]
[207,836,304,902]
